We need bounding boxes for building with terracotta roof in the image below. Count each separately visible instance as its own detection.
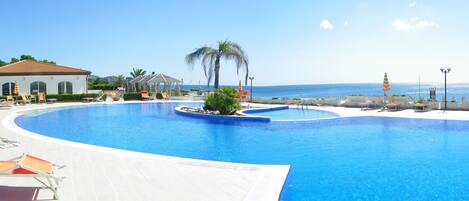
[0,60,91,95]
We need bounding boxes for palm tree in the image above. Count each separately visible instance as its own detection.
[185,40,249,89]
[130,68,146,78]
[114,75,126,88]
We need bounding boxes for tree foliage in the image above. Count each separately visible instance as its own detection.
[203,87,241,115]
[20,54,36,61]
[10,58,19,63]
[6,54,55,64]
[130,68,147,78]
[0,59,7,67]
[185,40,249,89]
[114,75,125,88]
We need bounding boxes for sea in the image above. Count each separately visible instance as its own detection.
[181,83,469,101]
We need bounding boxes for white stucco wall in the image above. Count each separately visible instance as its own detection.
[0,75,88,95]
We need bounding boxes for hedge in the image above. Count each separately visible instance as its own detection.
[45,94,99,102]
[123,92,142,100]
[0,94,98,102]
[89,83,115,90]
[124,92,164,100]
[0,91,184,102]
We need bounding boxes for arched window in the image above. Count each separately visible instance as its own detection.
[58,81,73,94]
[30,81,47,95]
[2,82,16,96]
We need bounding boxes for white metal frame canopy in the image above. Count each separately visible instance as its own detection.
[129,73,182,94]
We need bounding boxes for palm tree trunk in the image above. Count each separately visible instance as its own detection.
[214,56,221,90]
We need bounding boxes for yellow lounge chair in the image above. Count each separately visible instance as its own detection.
[6,95,15,103]
[18,93,31,105]
[38,92,46,103]
[0,154,64,199]
[161,92,170,100]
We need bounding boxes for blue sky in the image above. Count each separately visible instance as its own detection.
[1,0,468,85]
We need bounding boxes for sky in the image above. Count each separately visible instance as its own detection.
[1,0,468,86]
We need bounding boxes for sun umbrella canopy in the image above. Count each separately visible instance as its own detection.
[13,81,19,95]
[383,72,391,94]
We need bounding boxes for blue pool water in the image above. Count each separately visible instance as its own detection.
[16,103,469,200]
[244,107,338,121]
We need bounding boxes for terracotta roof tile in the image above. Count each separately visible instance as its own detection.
[0,60,91,76]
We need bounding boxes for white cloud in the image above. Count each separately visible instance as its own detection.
[392,17,438,31]
[409,2,416,7]
[320,20,334,29]
[344,20,349,26]
[392,20,412,31]
[416,20,439,28]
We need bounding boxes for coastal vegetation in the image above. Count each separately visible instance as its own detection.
[185,40,249,89]
[0,54,56,67]
[203,87,241,115]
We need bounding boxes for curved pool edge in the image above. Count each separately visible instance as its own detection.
[240,105,343,122]
[1,101,290,201]
[175,106,272,122]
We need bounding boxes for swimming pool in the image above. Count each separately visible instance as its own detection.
[243,107,338,121]
[15,103,469,200]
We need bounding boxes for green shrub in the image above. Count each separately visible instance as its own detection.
[124,92,142,100]
[124,92,164,100]
[203,87,241,115]
[272,97,279,100]
[90,83,115,90]
[156,92,164,99]
[45,94,99,102]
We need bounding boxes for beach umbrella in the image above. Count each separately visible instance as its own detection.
[383,72,391,106]
[13,81,19,95]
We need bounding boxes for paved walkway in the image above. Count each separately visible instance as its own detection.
[0,102,289,201]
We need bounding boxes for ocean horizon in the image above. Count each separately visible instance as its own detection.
[182,83,469,100]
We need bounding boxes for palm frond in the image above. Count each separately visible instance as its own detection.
[185,47,216,69]
[186,40,249,87]
[222,48,249,85]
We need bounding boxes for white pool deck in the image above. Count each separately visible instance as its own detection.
[2,101,469,201]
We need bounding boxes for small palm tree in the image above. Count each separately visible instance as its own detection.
[185,40,249,89]
[130,68,146,78]
[115,75,126,88]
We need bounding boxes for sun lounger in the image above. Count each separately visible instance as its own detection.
[361,99,381,110]
[161,92,169,100]
[48,98,57,103]
[413,103,431,112]
[38,92,46,104]
[82,97,94,102]
[30,94,37,103]
[386,103,399,111]
[150,92,157,100]
[141,91,151,100]
[0,154,64,199]
[17,93,31,105]
[6,95,15,103]
[0,99,13,109]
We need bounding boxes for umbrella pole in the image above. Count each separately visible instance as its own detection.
[383,92,387,110]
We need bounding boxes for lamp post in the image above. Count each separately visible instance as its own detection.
[249,76,254,102]
[440,67,451,111]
